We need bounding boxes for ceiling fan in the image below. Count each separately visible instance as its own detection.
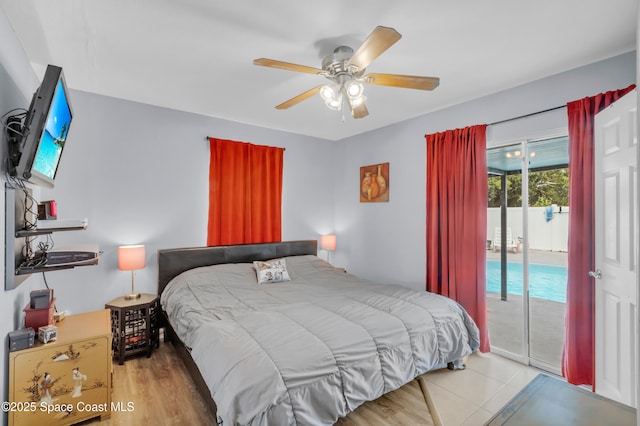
[253,26,440,119]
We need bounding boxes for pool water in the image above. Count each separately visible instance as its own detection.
[486,260,567,303]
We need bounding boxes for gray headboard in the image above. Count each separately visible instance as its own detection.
[157,240,318,295]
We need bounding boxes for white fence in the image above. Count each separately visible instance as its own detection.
[487,206,569,252]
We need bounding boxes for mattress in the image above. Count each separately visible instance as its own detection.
[161,254,480,425]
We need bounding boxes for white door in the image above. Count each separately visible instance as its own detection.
[594,90,637,407]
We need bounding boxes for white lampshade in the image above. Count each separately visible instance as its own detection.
[320,235,337,251]
[118,245,146,271]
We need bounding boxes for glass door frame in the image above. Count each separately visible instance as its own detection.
[488,139,530,366]
[488,130,567,376]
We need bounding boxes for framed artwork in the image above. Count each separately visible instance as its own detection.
[360,162,389,202]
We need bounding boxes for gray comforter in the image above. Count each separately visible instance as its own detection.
[161,255,479,425]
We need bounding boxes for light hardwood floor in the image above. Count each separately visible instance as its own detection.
[335,378,436,425]
[88,341,212,425]
[84,341,438,425]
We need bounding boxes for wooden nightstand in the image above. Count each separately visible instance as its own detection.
[8,309,112,425]
[105,293,160,365]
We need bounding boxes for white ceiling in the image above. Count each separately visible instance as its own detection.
[1,0,637,141]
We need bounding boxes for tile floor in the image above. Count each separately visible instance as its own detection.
[422,351,543,425]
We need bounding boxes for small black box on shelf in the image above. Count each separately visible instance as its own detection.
[30,289,53,309]
[8,328,35,352]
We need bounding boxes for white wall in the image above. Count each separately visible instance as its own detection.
[335,52,636,291]
[34,91,338,314]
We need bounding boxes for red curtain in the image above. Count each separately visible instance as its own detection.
[426,124,490,352]
[207,138,284,246]
[562,84,635,388]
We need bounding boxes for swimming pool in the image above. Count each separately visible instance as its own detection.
[486,260,567,303]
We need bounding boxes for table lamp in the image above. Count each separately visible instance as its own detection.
[118,245,145,300]
[320,234,336,264]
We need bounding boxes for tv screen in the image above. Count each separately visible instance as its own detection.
[13,64,73,188]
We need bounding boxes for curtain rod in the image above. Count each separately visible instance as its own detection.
[204,136,286,150]
[488,105,566,126]
[424,104,567,137]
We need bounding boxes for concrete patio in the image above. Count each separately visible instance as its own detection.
[486,247,568,266]
[486,249,567,372]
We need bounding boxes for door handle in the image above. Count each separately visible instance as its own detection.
[588,269,602,279]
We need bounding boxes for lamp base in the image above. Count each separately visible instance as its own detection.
[124,292,141,300]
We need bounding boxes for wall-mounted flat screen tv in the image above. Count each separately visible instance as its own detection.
[12,64,73,188]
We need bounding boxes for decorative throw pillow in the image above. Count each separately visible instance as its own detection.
[253,258,291,284]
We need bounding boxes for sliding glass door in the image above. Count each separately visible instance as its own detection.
[487,136,568,374]
[526,137,568,372]
[487,143,526,360]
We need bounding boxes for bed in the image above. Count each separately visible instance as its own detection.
[158,240,480,425]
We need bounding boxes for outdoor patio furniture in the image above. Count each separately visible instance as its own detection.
[493,227,518,253]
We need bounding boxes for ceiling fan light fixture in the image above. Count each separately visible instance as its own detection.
[345,79,364,99]
[254,26,440,119]
[347,94,366,108]
[325,98,342,111]
[320,83,341,103]
[320,83,343,110]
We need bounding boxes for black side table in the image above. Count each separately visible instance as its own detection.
[105,293,160,365]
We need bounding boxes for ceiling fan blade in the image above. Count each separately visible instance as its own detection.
[350,101,369,119]
[254,58,324,75]
[275,86,322,110]
[347,26,402,71]
[364,73,440,90]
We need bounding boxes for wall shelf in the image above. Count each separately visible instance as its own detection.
[4,184,94,290]
[14,257,100,276]
[15,226,86,237]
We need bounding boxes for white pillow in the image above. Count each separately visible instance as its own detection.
[253,258,291,284]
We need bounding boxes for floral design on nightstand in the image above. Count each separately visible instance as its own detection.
[51,344,81,361]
